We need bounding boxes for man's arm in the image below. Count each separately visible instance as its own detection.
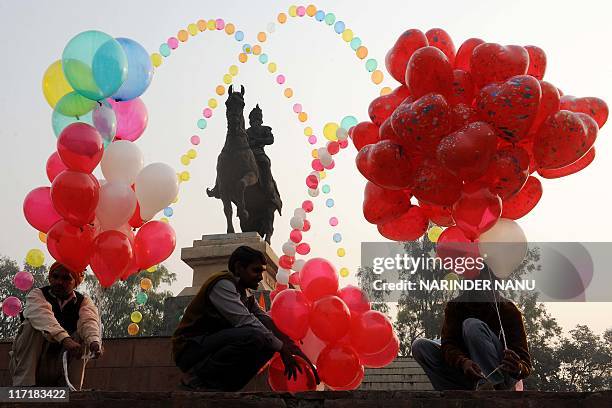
[502,303,532,379]
[23,288,70,344]
[440,303,470,369]
[209,280,283,351]
[77,296,101,347]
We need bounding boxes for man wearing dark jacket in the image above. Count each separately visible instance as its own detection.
[412,267,532,390]
[172,246,318,391]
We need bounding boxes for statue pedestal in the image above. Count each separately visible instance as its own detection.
[161,232,278,335]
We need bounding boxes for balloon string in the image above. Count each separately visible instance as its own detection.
[487,266,508,349]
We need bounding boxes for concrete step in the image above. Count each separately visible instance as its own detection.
[364,367,425,375]
[363,374,431,383]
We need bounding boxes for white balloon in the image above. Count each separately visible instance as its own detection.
[294,208,307,219]
[478,218,527,279]
[96,181,137,230]
[318,148,333,167]
[135,163,179,221]
[293,259,305,272]
[282,241,296,257]
[308,188,319,197]
[336,127,348,141]
[301,329,326,363]
[276,268,290,285]
[290,216,304,230]
[101,140,144,185]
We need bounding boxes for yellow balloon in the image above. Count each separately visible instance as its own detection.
[284,88,293,98]
[208,98,218,109]
[188,23,198,36]
[42,60,73,108]
[150,53,163,68]
[140,278,153,291]
[180,155,190,165]
[187,149,197,159]
[180,171,190,182]
[340,267,349,277]
[127,323,140,336]
[288,5,297,17]
[311,149,318,159]
[319,171,326,179]
[323,122,339,141]
[380,86,392,96]
[146,265,157,273]
[223,74,233,85]
[38,232,47,243]
[160,217,169,223]
[207,20,216,30]
[26,249,45,268]
[342,29,354,42]
[229,65,239,76]
[428,226,443,243]
[267,62,277,73]
[304,127,313,136]
[337,248,346,257]
[131,311,143,323]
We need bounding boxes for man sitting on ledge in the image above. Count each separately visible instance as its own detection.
[412,266,532,390]
[172,245,319,391]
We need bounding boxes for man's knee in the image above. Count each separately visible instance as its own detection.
[411,338,438,363]
[462,318,489,340]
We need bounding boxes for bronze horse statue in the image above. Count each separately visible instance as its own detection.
[206,85,282,243]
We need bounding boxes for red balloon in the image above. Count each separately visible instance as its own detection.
[501,176,542,220]
[476,75,542,143]
[351,121,380,151]
[359,332,400,368]
[120,243,139,281]
[270,289,311,340]
[378,116,401,146]
[329,364,365,391]
[538,147,595,179]
[368,89,410,127]
[57,123,104,173]
[23,187,62,233]
[483,146,530,199]
[309,295,351,342]
[454,38,484,72]
[533,111,596,169]
[289,272,300,286]
[449,69,475,105]
[470,43,529,89]
[45,152,68,183]
[377,206,429,241]
[279,255,295,269]
[47,220,96,273]
[450,103,478,132]
[311,159,324,171]
[289,229,302,243]
[338,285,370,316]
[296,242,310,255]
[362,181,412,224]
[426,28,456,66]
[529,80,561,134]
[385,29,428,85]
[299,258,339,302]
[435,226,481,278]
[359,140,415,190]
[128,201,144,228]
[350,310,394,355]
[419,202,454,227]
[411,161,462,206]
[317,344,362,389]
[90,230,133,288]
[437,121,497,182]
[268,354,317,392]
[559,95,608,128]
[134,221,176,269]
[327,141,340,155]
[525,45,547,80]
[302,219,311,232]
[452,182,502,240]
[406,46,454,99]
[51,170,99,226]
[390,93,451,154]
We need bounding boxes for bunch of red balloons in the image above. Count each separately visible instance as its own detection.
[268,258,398,391]
[23,123,177,287]
[355,28,608,243]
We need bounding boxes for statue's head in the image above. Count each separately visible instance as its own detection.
[226,85,245,114]
[249,104,263,126]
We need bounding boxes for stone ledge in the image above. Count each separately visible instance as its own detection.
[0,390,609,408]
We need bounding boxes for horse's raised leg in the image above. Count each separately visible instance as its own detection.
[222,198,234,233]
[238,172,258,220]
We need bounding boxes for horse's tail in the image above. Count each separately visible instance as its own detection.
[206,183,220,198]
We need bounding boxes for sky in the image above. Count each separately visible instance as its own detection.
[0,0,611,334]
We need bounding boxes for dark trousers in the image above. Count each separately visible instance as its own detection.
[412,318,516,390]
[175,327,276,391]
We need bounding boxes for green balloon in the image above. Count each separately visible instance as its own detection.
[54,91,96,118]
[136,292,148,305]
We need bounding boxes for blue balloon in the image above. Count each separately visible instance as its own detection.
[235,31,244,41]
[259,54,269,64]
[315,10,325,21]
[164,207,174,217]
[159,43,171,57]
[112,38,153,101]
[333,233,342,243]
[52,109,93,138]
[334,21,345,34]
[326,198,335,208]
[350,37,362,51]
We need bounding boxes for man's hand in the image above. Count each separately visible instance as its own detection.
[501,349,521,377]
[62,337,83,359]
[279,344,302,381]
[89,341,102,359]
[461,359,484,380]
[285,341,321,385]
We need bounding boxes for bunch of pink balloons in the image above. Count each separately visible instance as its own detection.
[268,258,398,391]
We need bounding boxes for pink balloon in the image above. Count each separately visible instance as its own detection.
[14,271,34,292]
[2,296,22,317]
[359,332,400,368]
[134,221,176,269]
[338,285,371,315]
[57,123,104,173]
[23,187,62,233]
[109,98,148,142]
[301,329,326,363]
[299,258,339,302]
[270,289,311,340]
[46,152,68,183]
